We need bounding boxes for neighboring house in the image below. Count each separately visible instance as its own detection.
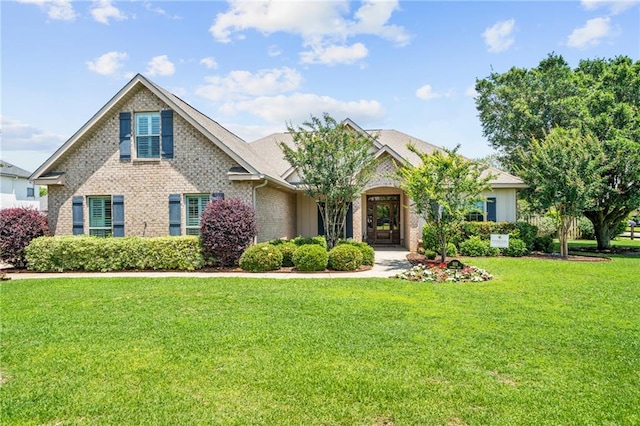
[0,160,41,210]
[31,74,526,251]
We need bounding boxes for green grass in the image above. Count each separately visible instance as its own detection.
[2,258,639,425]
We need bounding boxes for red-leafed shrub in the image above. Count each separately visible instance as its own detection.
[200,199,257,267]
[0,208,48,268]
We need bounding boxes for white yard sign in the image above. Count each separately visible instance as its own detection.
[490,234,510,248]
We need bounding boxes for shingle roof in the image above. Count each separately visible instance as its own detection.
[0,160,32,179]
[249,126,526,188]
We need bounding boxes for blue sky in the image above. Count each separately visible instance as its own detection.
[2,0,639,173]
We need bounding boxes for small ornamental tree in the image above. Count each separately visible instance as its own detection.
[515,128,606,258]
[0,207,48,268]
[279,113,378,249]
[398,145,494,262]
[200,199,257,267]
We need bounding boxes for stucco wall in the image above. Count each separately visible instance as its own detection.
[47,86,253,236]
[255,185,296,241]
[0,176,40,210]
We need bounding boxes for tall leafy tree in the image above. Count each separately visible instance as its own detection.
[279,113,378,249]
[397,145,493,261]
[475,54,640,249]
[515,128,606,258]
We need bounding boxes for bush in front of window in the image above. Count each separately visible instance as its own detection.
[459,236,492,257]
[200,199,257,267]
[24,236,204,272]
[328,244,363,271]
[292,244,328,272]
[0,208,48,268]
[291,235,328,249]
[337,239,375,266]
[239,243,283,272]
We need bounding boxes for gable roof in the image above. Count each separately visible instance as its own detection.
[30,74,292,188]
[0,160,32,179]
[249,123,526,188]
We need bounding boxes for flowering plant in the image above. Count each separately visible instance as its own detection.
[395,264,492,283]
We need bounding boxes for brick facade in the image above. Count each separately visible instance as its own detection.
[255,185,297,242]
[48,86,253,237]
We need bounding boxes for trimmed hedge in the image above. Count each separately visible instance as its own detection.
[239,243,283,272]
[328,245,363,271]
[278,242,297,267]
[459,236,499,257]
[292,244,328,272]
[291,236,328,249]
[337,239,375,266]
[0,208,48,268]
[25,236,204,272]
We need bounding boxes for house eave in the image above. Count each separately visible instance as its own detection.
[490,183,529,189]
[32,172,66,186]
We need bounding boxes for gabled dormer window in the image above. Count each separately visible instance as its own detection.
[136,112,161,158]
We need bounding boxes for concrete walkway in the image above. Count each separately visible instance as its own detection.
[4,247,412,280]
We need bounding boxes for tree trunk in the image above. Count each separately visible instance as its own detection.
[593,221,611,251]
[558,216,572,259]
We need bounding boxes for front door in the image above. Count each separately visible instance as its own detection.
[367,195,400,245]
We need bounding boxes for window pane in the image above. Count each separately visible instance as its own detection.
[88,196,112,237]
[185,194,210,232]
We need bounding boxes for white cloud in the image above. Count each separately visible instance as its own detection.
[17,0,76,21]
[146,55,175,76]
[567,17,612,48]
[415,84,452,100]
[0,116,66,152]
[143,1,180,19]
[200,57,218,69]
[86,51,128,75]
[196,67,302,101]
[91,0,127,25]
[300,42,368,65]
[581,0,639,14]
[268,45,282,57]
[220,93,385,125]
[482,19,516,53]
[464,84,477,98]
[209,0,409,65]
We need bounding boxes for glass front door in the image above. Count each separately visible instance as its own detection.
[366,195,400,245]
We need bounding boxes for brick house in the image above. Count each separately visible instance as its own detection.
[31,74,526,251]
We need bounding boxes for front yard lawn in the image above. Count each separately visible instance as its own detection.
[2,257,639,425]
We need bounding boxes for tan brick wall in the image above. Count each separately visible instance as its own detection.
[255,185,297,242]
[48,86,253,237]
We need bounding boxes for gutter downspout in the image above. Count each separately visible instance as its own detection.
[252,177,268,243]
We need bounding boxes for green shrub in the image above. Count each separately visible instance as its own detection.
[421,223,440,252]
[610,220,627,239]
[577,216,595,240]
[239,243,283,272]
[424,249,437,260]
[292,235,328,249]
[446,242,458,257]
[486,245,501,256]
[292,244,328,272]
[459,236,489,257]
[278,242,297,267]
[533,235,554,253]
[25,236,204,272]
[337,239,375,266]
[328,245,363,271]
[501,237,528,257]
[537,216,559,237]
[513,221,538,251]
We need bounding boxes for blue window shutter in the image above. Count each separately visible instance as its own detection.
[317,204,325,236]
[161,110,173,159]
[119,112,131,160]
[169,194,181,236]
[211,192,224,202]
[346,202,353,239]
[112,195,125,237]
[487,197,497,222]
[72,196,84,235]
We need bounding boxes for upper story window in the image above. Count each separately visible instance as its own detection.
[135,112,161,158]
